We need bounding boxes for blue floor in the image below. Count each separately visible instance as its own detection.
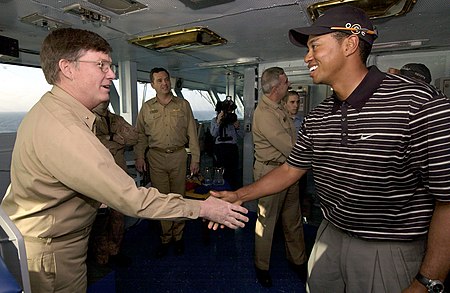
[87,211,318,293]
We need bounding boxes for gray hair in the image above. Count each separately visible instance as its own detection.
[261,67,285,95]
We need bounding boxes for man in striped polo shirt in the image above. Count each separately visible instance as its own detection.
[211,4,450,293]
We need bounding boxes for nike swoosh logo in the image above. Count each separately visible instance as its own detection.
[360,134,376,140]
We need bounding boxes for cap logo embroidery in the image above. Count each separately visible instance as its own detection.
[346,23,365,36]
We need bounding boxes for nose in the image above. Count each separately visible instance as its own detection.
[304,49,312,64]
[107,69,116,80]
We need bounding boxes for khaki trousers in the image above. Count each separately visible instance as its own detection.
[147,148,187,243]
[25,227,91,293]
[254,160,307,270]
[307,220,425,293]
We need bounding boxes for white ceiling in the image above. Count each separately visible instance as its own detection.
[1,0,449,93]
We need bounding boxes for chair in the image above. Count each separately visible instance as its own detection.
[0,206,31,293]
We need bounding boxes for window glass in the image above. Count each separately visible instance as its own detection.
[181,89,215,122]
[0,63,51,133]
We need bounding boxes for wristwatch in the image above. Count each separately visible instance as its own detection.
[415,272,445,293]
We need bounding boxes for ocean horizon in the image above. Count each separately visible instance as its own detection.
[0,112,26,133]
[0,111,216,134]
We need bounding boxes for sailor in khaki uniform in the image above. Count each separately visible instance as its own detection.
[0,28,248,293]
[91,101,139,266]
[252,67,307,287]
[134,67,200,257]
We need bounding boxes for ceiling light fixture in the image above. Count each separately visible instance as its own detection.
[87,0,147,15]
[177,0,235,10]
[372,39,429,50]
[129,27,227,52]
[308,0,418,21]
[197,57,261,68]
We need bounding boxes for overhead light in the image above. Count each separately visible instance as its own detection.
[21,13,70,30]
[87,0,147,15]
[177,0,235,10]
[129,27,227,52]
[64,3,111,24]
[197,57,261,68]
[308,0,418,21]
[372,39,429,50]
[284,69,311,76]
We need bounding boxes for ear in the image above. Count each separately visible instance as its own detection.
[344,35,359,57]
[59,59,74,80]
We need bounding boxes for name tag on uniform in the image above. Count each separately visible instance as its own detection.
[150,109,158,114]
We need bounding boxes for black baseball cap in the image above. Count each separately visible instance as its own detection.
[400,63,432,84]
[289,4,378,47]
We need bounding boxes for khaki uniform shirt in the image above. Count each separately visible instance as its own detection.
[134,96,200,163]
[253,95,296,163]
[94,110,138,171]
[1,86,200,239]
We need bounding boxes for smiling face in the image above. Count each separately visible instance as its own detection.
[304,33,347,86]
[69,50,115,109]
[151,70,172,96]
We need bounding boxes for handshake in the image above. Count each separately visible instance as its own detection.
[200,189,244,230]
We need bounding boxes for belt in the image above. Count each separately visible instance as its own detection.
[150,146,185,154]
[261,160,283,166]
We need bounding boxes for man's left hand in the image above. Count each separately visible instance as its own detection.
[190,161,200,175]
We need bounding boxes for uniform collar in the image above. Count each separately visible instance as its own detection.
[261,94,283,110]
[50,85,96,131]
[332,66,385,113]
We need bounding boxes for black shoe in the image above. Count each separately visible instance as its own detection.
[255,267,272,288]
[108,253,132,268]
[174,239,184,255]
[289,262,307,283]
[155,243,170,258]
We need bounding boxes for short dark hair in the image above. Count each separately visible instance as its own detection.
[332,32,372,64]
[40,28,112,85]
[150,67,170,83]
[283,90,299,103]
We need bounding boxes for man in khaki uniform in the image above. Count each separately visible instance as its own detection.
[91,101,138,267]
[0,28,248,293]
[134,67,200,257]
[252,67,307,288]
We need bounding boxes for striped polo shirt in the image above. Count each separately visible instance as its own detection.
[287,66,450,241]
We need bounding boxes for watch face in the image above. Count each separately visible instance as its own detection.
[429,282,444,293]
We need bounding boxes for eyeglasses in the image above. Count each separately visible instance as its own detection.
[75,60,117,73]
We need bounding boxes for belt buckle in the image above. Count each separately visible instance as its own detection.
[166,149,174,153]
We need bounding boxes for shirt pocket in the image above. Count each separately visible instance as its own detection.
[170,109,187,131]
[143,111,162,136]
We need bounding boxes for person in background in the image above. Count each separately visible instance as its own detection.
[210,97,242,190]
[212,5,450,293]
[0,28,248,293]
[283,90,311,220]
[283,90,303,135]
[251,67,307,288]
[134,67,201,258]
[90,100,138,267]
[388,63,432,84]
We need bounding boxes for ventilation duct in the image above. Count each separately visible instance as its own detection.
[307,0,418,21]
[129,27,227,52]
